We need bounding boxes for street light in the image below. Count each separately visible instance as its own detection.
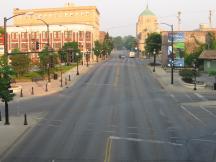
[193,59,197,91]
[153,49,156,72]
[76,53,79,75]
[3,12,33,125]
[37,19,49,47]
[161,23,174,84]
[4,12,33,61]
[37,19,51,82]
[86,50,89,67]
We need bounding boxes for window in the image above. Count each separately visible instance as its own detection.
[42,31,48,39]
[31,32,39,39]
[21,32,27,39]
[53,31,61,39]
[21,43,28,49]
[53,43,61,49]
[207,61,211,68]
[86,32,91,41]
[11,32,18,39]
[64,31,72,39]
[79,31,84,41]
[11,43,18,49]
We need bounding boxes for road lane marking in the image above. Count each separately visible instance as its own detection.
[194,93,207,101]
[128,126,137,129]
[191,139,216,144]
[185,94,192,101]
[109,136,182,146]
[104,137,112,162]
[113,64,120,87]
[170,94,178,102]
[180,105,206,126]
[200,106,216,119]
[159,109,166,117]
[128,133,139,135]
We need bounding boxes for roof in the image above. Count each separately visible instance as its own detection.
[140,5,155,17]
[199,50,216,60]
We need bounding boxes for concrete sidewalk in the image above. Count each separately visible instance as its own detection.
[144,58,216,93]
[0,112,45,159]
[11,61,99,100]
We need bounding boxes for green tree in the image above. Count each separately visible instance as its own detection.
[112,36,124,50]
[144,32,161,55]
[206,32,216,49]
[0,27,4,34]
[102,33,113,58]
[93,40,102,62]
[10,48,31,77]
[123,35,137,51]
[39,47,57,75]
[59,42,80,64]
[0,56,16,124]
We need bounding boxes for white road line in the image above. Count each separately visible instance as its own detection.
[47,124,60,127]
[109,136,183,146]
[159,109,166,117]
[200,106,216,119]
[194,93,207,101]
[128,126,138,129]
[191,139,216,144]
[185,94,192,101]
[128,133,138,135]
[104,130,115,133]
[170,94,178,102]
[180,105,206,126]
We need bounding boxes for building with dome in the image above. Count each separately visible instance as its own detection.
[136,5,159,52]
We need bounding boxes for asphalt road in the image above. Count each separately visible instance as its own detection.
[2,51,216,162]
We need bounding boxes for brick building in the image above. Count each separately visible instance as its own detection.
[6,3,100,61]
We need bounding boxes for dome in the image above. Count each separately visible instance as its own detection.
[140,5,155,16]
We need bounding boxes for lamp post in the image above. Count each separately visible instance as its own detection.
[76,53,79,75]
[37,19,51,82]
[86,50,89,67]
[4,13,32,61]
[193,59,197,91]
[153,49,156,72]
[161,23,174,84]
[3,12,33,125]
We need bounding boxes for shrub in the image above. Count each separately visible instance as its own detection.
[179,69,194,83]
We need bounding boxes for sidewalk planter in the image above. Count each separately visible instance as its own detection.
[183,82,206,89]
[11,85,22,94]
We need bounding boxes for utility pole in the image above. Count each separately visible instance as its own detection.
[177,11,181,31]
[209,10,212,28]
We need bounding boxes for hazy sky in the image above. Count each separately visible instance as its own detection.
[0,0,216,36]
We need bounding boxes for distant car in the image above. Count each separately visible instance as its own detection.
[128,51,135,58]
[119,54,126,59]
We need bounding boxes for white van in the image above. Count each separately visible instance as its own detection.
[128,51,135,58]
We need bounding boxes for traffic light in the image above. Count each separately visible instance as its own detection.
[36,41,39,50]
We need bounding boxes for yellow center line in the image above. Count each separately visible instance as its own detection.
[104,138,109,162]
[107,139,112,162]
[113,64,120,87]
[104,137,113,162]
